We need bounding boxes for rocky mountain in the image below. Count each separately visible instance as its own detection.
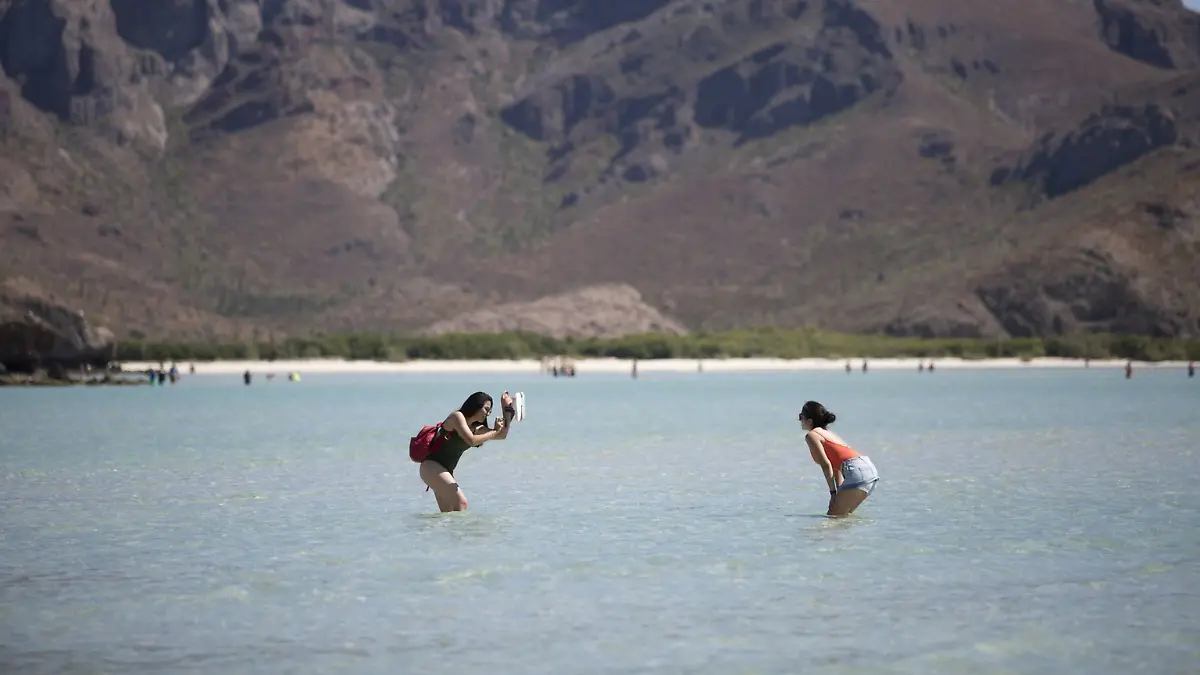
[1,0,1198,341]
[0,276,115,371]
[422,282,688,339]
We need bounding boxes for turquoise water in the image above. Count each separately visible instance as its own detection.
[1,369,1197,674]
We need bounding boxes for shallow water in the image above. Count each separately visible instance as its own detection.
[1,368,1198,674]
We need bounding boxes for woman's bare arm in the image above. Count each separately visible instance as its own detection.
[805,431,838,493]
[444,411,502,447]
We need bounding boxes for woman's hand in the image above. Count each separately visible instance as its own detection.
[500,391,516,424]
[447,411,500,446]
[494,417,510,439]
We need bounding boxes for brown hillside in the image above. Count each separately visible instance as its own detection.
[0,0,1197,340]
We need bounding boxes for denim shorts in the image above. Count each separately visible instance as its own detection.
[838,455,879,496]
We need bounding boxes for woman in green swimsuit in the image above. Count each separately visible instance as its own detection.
[420,391,515,512]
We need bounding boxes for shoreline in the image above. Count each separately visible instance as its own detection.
[116,356,1193,376]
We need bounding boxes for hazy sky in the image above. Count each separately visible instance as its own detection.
[1187,0,1199,10]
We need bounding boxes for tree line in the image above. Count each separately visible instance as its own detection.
[115,328,1200,363]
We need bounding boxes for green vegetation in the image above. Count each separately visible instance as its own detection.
[114,328,1200,363]
[485,123,565,251]
[153,105,215,295]
[210,290,338,319]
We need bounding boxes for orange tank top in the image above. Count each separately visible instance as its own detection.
[821,437,861,467]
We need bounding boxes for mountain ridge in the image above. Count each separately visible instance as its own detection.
[1,0,1198,341]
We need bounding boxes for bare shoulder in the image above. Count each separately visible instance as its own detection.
[821,429,850,445]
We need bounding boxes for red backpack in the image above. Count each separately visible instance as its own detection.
[409,423,448,463]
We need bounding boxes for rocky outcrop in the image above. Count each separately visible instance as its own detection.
[973,228,1200,338]
[498,0,900,208]
[185,41,401,197]
[421,283,688,339]
[1093,0,1200,70]
[974,272,1190,339]
[0,279,117,373]
[0,0,270,153]
[882,297,1007,339]
[991,104,1179,198]
[692,37,892,145]
[882,240,1200,341]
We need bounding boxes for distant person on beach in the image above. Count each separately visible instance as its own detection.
[799,400,879,517]
[1189,361,1194,378]
[420,391,516,512]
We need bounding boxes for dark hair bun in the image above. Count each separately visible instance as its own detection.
[801,400,837,428]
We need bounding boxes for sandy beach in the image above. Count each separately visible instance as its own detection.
[118,356,1192,376]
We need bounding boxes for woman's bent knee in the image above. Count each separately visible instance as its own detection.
[438,490,468,512]
[420,461,468,512]
[828,488,869,516]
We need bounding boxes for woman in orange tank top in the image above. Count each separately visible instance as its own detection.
[799,400,880,517]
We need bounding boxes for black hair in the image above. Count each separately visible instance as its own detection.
[459,391,493,418]
[801,400,837,428]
